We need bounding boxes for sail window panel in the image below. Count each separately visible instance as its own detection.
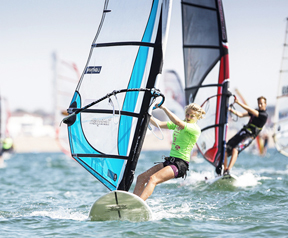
[195,87,218,128]
[78,46,141,108]
[78,45,154,114]
[182,0,216,9]
[182,5,219,47]
[69,117,99,155]
[203,60,221,85]
[96,0,158,44]
[118,114,140,156]
[80,112,118,155]
[190,84,219,159]
[183,48,220,89]
[197,129,215,156]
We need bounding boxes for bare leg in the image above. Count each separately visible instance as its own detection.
[133,163,164,197]
[227,148,238,170]
[140,166,175,201]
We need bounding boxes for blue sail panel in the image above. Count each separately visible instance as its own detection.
[74,156,125,191]
[68,92,126,190]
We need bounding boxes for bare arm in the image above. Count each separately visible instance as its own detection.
[230,98,259,118]
[150,116,168,129]
[158,104,186,129]
[229,107,249,118]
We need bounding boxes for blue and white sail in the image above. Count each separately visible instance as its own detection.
[64,0,172,191]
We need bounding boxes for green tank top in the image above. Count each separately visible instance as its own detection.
[3,138,13,150]
[167,121,201,162]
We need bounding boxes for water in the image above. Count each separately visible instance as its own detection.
[1,149,287,237]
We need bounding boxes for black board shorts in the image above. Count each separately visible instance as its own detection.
[163,156,189,179]
[226,129,254,157]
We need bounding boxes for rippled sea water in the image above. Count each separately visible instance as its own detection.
[0,149,287,237]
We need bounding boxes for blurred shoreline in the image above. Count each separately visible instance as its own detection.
[12,128,274,154]
[12,133,172,153]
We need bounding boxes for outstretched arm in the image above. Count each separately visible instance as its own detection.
[156,104,186,129]
[235,98,259,117]
[229,107,248,118]
[150,116,168,129]
[230,98,259,118]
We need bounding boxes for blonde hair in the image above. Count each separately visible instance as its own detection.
[185,103,206,120]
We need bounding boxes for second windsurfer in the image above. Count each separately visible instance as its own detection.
[224,96,268,175]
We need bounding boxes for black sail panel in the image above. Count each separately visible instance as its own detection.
[181,0,230,172]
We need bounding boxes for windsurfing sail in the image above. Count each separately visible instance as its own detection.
[273,18,288,157]
[52,53,80,156]
[64,0,172,191]
[181,0,230,174]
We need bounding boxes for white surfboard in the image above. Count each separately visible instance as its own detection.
[205,174,238,185]
[88,190,152,222]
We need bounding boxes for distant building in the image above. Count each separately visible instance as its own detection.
[8,112,55,138]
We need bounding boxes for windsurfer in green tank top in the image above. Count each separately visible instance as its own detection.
[133,103,205,201]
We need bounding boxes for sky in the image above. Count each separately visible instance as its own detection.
[1,0,287,113]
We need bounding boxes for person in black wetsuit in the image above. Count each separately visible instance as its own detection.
[223,96,268,175]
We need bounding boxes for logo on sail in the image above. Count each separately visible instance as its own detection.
[108,169,117,181]
[85,66,102,74]
[90,118,111,126]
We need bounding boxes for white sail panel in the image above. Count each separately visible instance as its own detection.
[274,18,288,157]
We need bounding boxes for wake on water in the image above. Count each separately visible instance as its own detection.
[29,208,87,221]
[28,165,277,223]
[143,158,261,221]
[0,152,278,222]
